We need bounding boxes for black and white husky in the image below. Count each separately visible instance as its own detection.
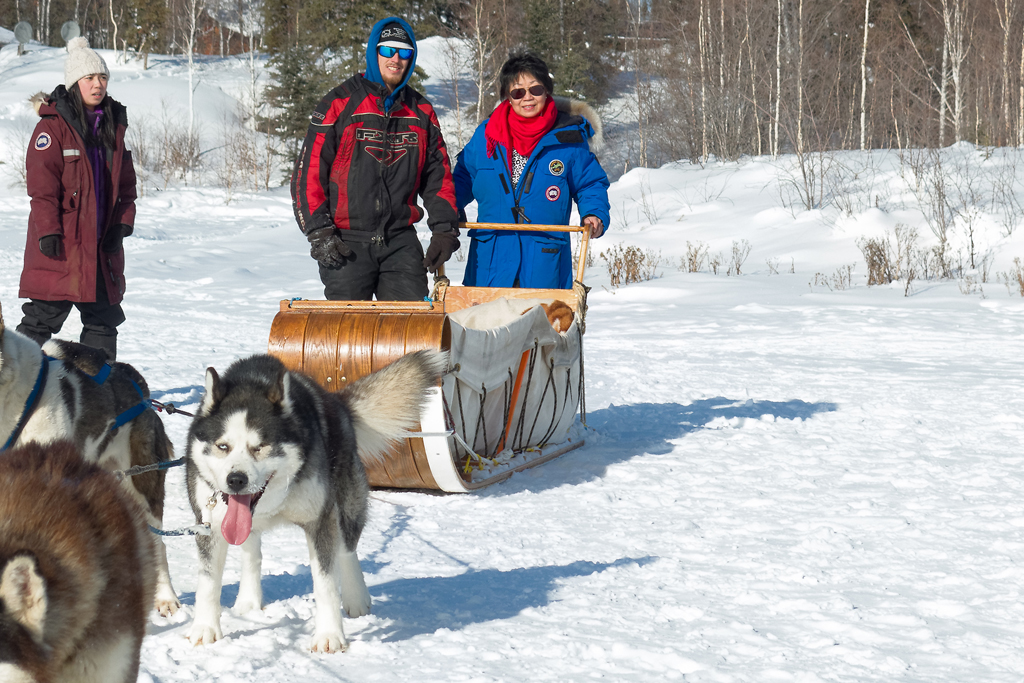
[185,349,446,653]
[0,302,180,616]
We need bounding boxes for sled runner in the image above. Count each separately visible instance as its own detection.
[268,223,591,492]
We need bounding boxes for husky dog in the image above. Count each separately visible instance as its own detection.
[0,302,180,616]
[0,441,156,683]
[185,349,446,653]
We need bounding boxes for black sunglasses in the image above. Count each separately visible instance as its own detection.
[509,85,547,100]
[378,45,414,60]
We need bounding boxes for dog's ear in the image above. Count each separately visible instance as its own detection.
[266,368,286,406]
[0,554,47,643]
[200,367,223,416]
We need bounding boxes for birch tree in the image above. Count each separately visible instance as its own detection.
[745,0,763,156]
[467,0,500,124]
[940,0,973,143]
[184,0,203,176]
[993,0,1018,145]
[1020,18,1024,145]
[859,0,870,149]
[796,0,804,155]
[773,0,782,157]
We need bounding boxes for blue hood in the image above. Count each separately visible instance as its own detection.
[364,16,417,112]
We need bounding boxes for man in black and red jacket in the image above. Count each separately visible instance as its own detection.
[291,17,460,301]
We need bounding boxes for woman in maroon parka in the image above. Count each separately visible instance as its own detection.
[17,37,137,361]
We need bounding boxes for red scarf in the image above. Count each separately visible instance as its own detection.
[485,98,558,173]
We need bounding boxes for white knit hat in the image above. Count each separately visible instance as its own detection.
[64,37,109,89]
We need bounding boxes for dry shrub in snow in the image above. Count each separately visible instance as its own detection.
[811,264,854,292]
[681,241,709,272]
[998,258,1024,296]
[858,236,894,285]
[857,224,922,288]
[216,110,281,199]
[709,252,724,275]
[600,244,661,287]
[129,111,201,189]
[728,239,751,275]
[2,118,33,189]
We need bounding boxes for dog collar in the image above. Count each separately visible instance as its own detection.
[1,355,50,452]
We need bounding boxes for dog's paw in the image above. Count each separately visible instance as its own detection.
[155,592,181,617]
[233,596,263,614]
[188,622,223,646]
[341,572,371,618]
[310,631,348,654]
[343,592,372,619]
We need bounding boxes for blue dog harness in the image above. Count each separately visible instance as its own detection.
[0,356,50,452]
[0,358,153,453]
[84,362,153,430]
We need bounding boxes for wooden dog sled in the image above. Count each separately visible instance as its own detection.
[268,223,591,492]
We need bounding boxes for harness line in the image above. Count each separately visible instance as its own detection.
[114,457,186,480]
[149,523,210,537]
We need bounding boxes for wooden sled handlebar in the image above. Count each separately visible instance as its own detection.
[442,222,591,285]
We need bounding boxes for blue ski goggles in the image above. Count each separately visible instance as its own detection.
[378,45,414,60]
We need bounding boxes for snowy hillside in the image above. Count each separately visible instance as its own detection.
[2,37,1024,682]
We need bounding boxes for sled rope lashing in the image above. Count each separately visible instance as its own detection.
[521,354,565,450]
[539,356,578,448]
[440,390,484,468]
[506,341,563,453]
[149,399,195,418]
[466,376,495,472]
[508,345,537,451]
[497,348,532,454]
[453,375,507,474]
[114,457,186,481]
[149,523,211,537]
[456,378,497,474]
[1,356,50,452]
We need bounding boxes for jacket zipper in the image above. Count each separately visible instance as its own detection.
[373,97,390,247]
[499,146,543,225]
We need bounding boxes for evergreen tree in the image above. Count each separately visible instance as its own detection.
[523,0,619,103]
[127,0,167,63]
[262,0,419,162]
[262,46,340,161]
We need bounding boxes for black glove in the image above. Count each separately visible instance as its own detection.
[422,230,460,273]
[38,234,62,259]
[101,224,133,253]
[307,228,353,268]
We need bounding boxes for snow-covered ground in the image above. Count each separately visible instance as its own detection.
[3,35,1024,682]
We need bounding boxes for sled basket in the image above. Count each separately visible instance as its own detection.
[268,223,591,492]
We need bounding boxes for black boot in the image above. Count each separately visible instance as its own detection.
[80,324,117,362]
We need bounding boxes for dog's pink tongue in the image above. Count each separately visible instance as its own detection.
[221,494,253,545]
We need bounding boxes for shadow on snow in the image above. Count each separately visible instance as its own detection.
[492,397,839,493]
[175,557,654,642]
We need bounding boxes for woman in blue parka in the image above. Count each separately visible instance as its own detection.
[453,51,610,289]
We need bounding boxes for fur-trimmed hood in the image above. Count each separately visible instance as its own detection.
[29,91,48,116]
[553,96,604,152]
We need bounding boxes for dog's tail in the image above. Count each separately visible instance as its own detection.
[340,349,448,464]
